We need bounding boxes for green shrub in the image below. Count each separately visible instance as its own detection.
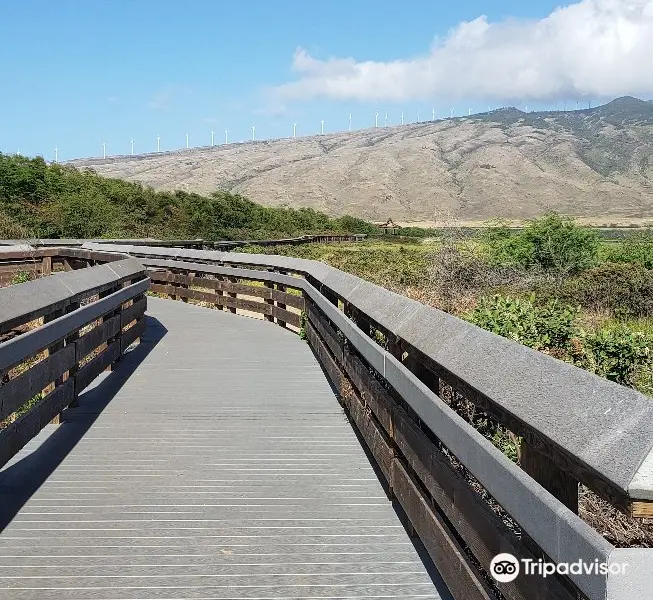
[554,263,653,317]
[481,213,599,274]
[603,229,653,269]
[466,293,653,392]
[584,326,652,386]
[0,153,375,240]
[10,270,30,285]
[464,293,579,350]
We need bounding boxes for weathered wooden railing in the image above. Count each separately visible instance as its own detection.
[69,241,652,600]
[0,249,148,469]
[0,233,366,251]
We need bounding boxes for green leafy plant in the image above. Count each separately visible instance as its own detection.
[584,326,652,386]
[464,293,579,350]
[10,270,30,285]
[481,213,599,275]
[298,311,307,340]
[603,228,653,269]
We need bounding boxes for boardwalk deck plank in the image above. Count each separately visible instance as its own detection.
[0,298,449,600]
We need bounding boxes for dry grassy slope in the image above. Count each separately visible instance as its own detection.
[71,97,653,224]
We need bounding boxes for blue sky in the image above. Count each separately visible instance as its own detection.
[1,0,651,161]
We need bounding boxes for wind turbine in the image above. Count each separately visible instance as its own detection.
[432,107,435,121]
[320,120,324,135]
[156,134,160,152]
[384,112,388,126]
[450,108,454,118]
[348,113,352,132]
[293,123,297,138]
[54,147,58,163]
[252,126,256,141]
[401,112,404,126]
[225,129,228,144]
[211,131,215,147]
[417,110,420,123]
[130,138,134,156]
[468,108,472,116]
[186,133,190,149]
[102,142,106,159]
[375,111,379,128]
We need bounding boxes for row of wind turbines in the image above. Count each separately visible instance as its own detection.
[89,107,476,160]
[44,100,595,161]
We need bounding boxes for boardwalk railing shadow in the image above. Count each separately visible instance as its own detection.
[0,315,167,530]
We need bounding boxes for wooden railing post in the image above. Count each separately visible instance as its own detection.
[167,270,178,300]
[227,275,237,314]
[214,276,225,310]
[276,283,287,328]
[42,255,52,276]
[43,308,64,424]
[520,442,579,513]
[64,301,81,408]
[179,272,194,303]
[264,282,274,322]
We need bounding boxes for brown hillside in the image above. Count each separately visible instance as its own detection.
[70,97,653,225]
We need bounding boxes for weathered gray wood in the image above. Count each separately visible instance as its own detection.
[0,298,446,600]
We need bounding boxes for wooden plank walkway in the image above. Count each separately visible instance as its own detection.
[0,298,450,599]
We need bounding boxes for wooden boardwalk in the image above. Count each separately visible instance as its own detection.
[0,298,449,599]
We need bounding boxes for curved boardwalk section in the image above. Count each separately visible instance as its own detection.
[0,298,448,599]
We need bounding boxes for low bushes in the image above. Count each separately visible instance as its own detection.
[465,294,653,388]
[550,262,653,317]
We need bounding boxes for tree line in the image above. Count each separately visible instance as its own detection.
[0,154,376,240]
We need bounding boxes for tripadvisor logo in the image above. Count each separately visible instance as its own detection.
[490,553,520,582]
[490,553,629,583]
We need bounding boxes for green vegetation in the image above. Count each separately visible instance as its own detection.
[10,270,31,285]
[481,213,600,274]
[250,214,653,398]
[0,154,375,240]
[464,295,652,387]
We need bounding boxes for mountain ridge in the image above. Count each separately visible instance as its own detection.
[71,96,653,225]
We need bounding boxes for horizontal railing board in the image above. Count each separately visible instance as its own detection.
[75,340,120,392]
[0,258,146,335]
[87,243,653,505]
[0,344,76,421]
[0,279,149,373]
[75,315,120,361]
[0,378,75,468]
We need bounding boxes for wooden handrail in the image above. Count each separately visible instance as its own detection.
[0,251,148,471]
[2,242,652,599]
[74,241,653,600]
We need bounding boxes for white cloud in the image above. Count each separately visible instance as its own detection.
[272,0,653,102]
